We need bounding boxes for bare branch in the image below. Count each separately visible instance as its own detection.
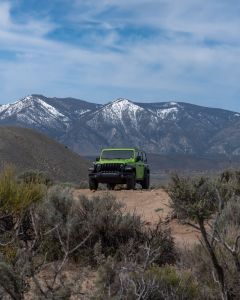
[234,235,240,253]
[43,224,59,236]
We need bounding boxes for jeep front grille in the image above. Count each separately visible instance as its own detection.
[99,163,123,173]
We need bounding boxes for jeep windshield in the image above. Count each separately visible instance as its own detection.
[101,150,134,160]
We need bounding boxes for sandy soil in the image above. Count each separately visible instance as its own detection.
[73,188,200,247]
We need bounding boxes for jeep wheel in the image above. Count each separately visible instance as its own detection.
[107,183,115,190]
[127,174,136,190]
[141,172,150,189]
[89,178,98,190]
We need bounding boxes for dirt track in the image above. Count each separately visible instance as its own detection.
[74,188,200,247]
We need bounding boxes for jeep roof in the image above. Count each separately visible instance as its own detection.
[100,148,142,161]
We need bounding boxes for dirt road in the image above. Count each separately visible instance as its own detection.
[74,188,200,247]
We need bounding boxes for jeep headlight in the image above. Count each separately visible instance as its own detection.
[88,166,95,172]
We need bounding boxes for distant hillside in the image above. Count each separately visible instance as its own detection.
[147,153,240,172]
[86,153,240,174]
[0,126,89,183]
[1,94,240,156]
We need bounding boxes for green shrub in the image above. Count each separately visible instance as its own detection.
[168,173,217,222]
[0,166,44,246]
[0,166,44,216]
[94,259,200,300]
[132,265,199,300]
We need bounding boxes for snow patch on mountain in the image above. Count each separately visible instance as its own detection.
[0,104,10,114]
[87,98,144,129]
[156,107,179,120]
[36,98,67,119]
[74,109,91,116]
[0,95,70,128]
[0,96,35,117]
[169,101,178,106]
[109,98,144,122]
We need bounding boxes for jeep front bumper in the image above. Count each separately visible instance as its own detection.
[89,172,133,184]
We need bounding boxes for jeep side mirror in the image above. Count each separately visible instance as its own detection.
[136,155,141,162]
[96,156,100,162]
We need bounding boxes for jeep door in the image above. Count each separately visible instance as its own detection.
[135,151,145,179]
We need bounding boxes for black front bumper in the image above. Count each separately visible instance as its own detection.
[89,172,133,184]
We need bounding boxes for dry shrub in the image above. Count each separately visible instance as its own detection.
[37,187,176,266]
[18,170,53,187]
[213,195,240,298]
[0,261,24,300]
[217,195,240,229]
[0,168,177,299]
[94,257,200,300]
[179,244,220,299]
[168,172,240,299]
[117,223,176,268]
[36,185,76,261]
[219,170,240,197]
[180,238,240,300]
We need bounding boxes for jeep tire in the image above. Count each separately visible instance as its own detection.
[107,183,116,190]
[141,170,150,189]
[127,174,136,190]
[89,178,98,190]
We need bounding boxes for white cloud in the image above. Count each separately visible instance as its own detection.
[0,0,239,111]
[71,0,240,44]
[0,2,11,28]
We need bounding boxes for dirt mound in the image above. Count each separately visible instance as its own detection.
[0,126,89,183]
[74,188,200,246]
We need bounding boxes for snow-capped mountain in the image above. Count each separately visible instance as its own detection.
[0,94,239,155]
[0,95,101,138]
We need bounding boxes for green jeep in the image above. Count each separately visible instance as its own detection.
[88,148,150,190]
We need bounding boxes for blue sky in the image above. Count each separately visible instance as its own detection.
[0,0,240,111]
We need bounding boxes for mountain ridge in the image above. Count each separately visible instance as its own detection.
[0,94,239,156]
